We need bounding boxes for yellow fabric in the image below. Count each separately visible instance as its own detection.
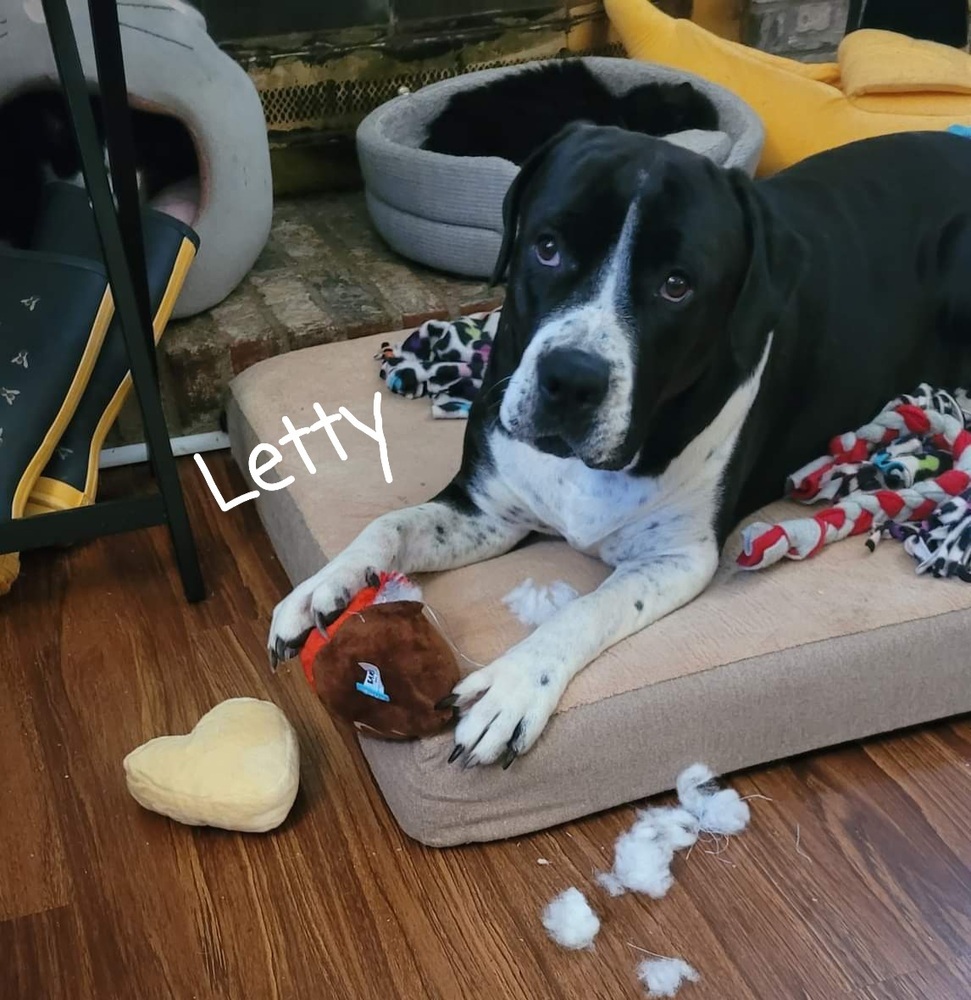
[24,237,196,517]
[23,478,87,519]
[839,29,971,97]
[0,553,19,596]
[691,0,741,43]
[603,0,971,175]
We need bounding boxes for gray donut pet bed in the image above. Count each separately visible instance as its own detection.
[357,57,765,278]
[2,0,272,318]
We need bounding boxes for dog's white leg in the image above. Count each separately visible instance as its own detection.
[450,542,719,767]
[267,499,528,666]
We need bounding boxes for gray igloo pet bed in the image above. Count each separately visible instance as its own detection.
[356,57,764,278]
[1,0,271,318]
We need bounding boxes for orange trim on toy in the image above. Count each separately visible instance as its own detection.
[298,572,416,684]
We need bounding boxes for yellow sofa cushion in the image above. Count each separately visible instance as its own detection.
[604,0,971,175]
[839,29,971,98]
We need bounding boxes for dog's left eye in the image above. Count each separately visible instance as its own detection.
[534,235,560,267]
[660,272,692,302]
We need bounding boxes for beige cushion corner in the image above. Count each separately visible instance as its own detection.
[228,333,971,847]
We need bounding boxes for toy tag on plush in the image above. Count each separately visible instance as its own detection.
[299,571,460,740]
[356,663,390,701]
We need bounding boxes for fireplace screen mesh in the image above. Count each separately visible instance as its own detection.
[258,43,625,133]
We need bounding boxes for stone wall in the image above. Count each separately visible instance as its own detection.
[744,0,849,60]
[745,0,971,60]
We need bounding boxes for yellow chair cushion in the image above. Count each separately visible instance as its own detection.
[604,0,971,175]
[839,29,971,97]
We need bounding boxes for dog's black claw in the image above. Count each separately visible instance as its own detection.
[268,648,279,672]
[366,569,380,588]
[319,601,348,631]
[274,637,288,663]
[448,744,465,764]
[500,723,523,769]
[467,712,500,757]
[436,694,459,711]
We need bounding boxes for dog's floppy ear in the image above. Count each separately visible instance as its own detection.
[491,122,589,285]
[725,170,808,372]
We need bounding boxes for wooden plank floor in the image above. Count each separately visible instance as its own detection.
[1,454,969,1000]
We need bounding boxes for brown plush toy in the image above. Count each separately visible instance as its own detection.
[298,572,460,740]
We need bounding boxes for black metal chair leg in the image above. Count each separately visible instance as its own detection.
[41,0,205,601]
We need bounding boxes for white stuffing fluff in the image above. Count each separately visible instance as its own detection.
[502,578,579,627]
[637,957,700,998]
[676,763,751,836]
[374,574,423,605]
[596,806,699,899]
[597,764,752,900]
[542,887,600,950]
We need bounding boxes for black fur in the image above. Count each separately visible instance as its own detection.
[421,60,719,165]
[0,89,196,247]
[468,125,971,547]
[846,0,968,47]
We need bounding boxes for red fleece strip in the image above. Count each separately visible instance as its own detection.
[790,462,836,500]
[737,525,786,568]
[896,404,931,435]
[934,468,971,496]
[806,507,845,557]
[951,429,971,462]
[874,490,906,518]
[910,498,938,521]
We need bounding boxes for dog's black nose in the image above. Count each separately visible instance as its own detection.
[537,349,610,412]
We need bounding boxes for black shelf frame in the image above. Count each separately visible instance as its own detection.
[0,0,204,602]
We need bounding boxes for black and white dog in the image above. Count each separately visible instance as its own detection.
[269,127,971,768]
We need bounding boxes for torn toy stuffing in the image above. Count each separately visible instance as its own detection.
[676,763,751,836]
[542,887,600,950]
[502,578,579,627]
[371,571,424,605]
[636,956,700,998]
[596,806,699,899]
[598,764,750,899]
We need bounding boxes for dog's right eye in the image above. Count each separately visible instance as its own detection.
[534,235,560,267]
[660,271,692,303]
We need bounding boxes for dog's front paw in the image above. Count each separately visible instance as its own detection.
[449,657,562,768]
[267,563,379,669]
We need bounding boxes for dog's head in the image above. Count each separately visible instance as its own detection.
[491,123,806,471]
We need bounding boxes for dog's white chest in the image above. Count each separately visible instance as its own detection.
[486,434,663,553]
[479,336,775,559]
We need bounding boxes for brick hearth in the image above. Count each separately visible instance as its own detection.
[109,193,503,447]
[744,0,850,60]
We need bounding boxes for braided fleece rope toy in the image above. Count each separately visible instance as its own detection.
[738,385,971,577]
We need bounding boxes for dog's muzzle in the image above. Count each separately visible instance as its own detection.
[535,348,610,438]
[499,310,634,467]
[503,348,613,461]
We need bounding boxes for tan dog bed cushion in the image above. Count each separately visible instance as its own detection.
[227,333,971,847]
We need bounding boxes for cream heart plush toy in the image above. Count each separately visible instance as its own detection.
[123,698,299,833]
